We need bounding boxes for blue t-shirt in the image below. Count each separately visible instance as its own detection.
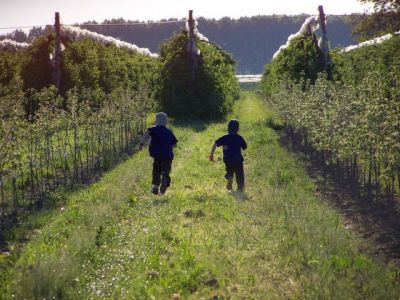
[148,125,178,160]
[215,133,247,164]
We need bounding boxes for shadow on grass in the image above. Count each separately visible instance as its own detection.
[228,191,249,201]
[0,141,143,254]
[152,198,169,206]
[278,130,400,267]
[172,118,222,133]
[0,185,85,253]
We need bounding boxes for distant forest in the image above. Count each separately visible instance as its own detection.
[1,15,357,74]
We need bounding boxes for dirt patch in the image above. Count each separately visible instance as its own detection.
[279,130,400,267]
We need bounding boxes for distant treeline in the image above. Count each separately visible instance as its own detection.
[1,15,357,74]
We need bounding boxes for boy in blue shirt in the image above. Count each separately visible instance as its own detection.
[209,119,247,192]
[140,112,178,195]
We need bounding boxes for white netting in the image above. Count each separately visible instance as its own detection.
[61,25,159,58]
[0,39,30,50]
[343,30,400,52]
[186,19,209,42]
[272,16,320,60]
[185,18,210,56]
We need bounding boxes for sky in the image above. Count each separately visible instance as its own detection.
[0,0,371,34]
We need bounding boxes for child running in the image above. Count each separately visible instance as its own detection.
[209,119,247,192]
[140,112,178,195]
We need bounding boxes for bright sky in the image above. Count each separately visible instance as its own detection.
[0,0,371,33]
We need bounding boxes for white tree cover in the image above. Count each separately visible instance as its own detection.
[272,16,320,59]
[185,19,209,42]
[0,39,30,50]
[61,25,159,58]
[185,18,210,55]
[342,30,400,52]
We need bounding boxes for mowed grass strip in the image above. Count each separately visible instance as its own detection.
[3,92,399,299]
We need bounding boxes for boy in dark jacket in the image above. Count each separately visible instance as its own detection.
[209,119,247,192]
[140,112,178,195]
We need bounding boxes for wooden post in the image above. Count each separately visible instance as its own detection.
[188,10,195,39]
[54,12,62,92]
[307,24,312,36]
[318,6,327,35]
[318,5,330,71]
[187,10,197,76]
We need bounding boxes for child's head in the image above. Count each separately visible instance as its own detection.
[228,119,239,134]
[155,112,168,126]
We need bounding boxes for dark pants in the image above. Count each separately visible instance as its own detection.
[225,163,245,191]
[152,158,172,188]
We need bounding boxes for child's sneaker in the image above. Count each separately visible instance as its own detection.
[160,183,168,194]
[151,185,159,195]
[226,178,233,191]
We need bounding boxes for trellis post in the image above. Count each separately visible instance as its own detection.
[53,12,62,92]
[188,10,195,39]
[187,10,197,76]
[318,5,330,71]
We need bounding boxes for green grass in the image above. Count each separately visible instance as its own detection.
[0,110,143,215]
[1,92,399,299]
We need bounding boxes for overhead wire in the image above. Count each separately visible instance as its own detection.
[0,14,320,31]
[0,25,50,30]
[75,19,187,26]
[0,19,187,31]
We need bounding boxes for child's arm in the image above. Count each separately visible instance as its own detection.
[241,137,248,150]
[209,143,217,161]
[139,130,150,150]
[171,132,178,147]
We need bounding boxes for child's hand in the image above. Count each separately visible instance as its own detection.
[209,154,214,162]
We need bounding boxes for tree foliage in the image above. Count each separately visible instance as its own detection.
[264,33,400,206]
[0,33,160,115]
[261,34,324,96]
[0,33,159,221]
[331,33,400,84]
[1,16,356,74]
[352,0,400,40]
[157,31,239,119]
[0,50,24,97]
[20,36,54,92]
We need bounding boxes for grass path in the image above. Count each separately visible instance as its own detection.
[2,92,399,299]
